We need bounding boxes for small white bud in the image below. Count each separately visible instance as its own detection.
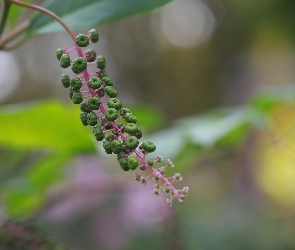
[173,173,183,181]
[166,159,174,167]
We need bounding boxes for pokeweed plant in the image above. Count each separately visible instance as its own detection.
[0,0,188,206]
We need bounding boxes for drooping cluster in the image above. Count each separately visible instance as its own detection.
[56,28,188,206]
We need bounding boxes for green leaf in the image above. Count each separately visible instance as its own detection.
[1,153,69,217]
[0,100,95,153]
[126,104,165,133]
[8,0,32,29]
[250,84,295,113]
[28,0,175,34]
[145,107,252,159]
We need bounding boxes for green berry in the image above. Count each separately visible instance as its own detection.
[70,77,83,91]
[72,57,87,73]
[85,49,96,62]
[56,48,64,60]
[147,159,154,166]
[101,69,107,77]
[141,141,156,152]
[125,136,139,150]
[103,140,112,154]
[105,86,118,97]
[80,112,88,126]
[87,112,98,126]
[72,91,83,104]
[124,123,138,134]
[69,87,74,99]
[135,128,142,139]
[88,77,102,89]
[93,126,104,141]
[61,74,70,88]
[124,113,137,123]
[71,66,80,74]
[60,54,71,68]
[97,55,106,69]
[120,108,132,115]
[89,28,99,43]
[104,108,118,121]
[118,157,129,171]
[80,102,89,112]
[107,98,122,110]
[75,34,89,47]
[111,140,122,154]
[128,156,139,170]
[87,97,101,110]
[102,76,113,86]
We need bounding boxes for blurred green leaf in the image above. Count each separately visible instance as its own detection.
[126,104,165,133]
[28,0,175,34]
[250,84,295,113]
[0,100,95,153]
[8,0,32,28]
[2,153,69,217]
[145,107,252,159]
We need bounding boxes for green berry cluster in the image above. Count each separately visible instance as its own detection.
[57,28,188,205]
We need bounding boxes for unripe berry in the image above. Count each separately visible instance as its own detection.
[118,157,129,171]
[87,97,101,110]
[88,77,102,90]
[60,54,71,68]
[69,87,74,99]
[75,34,89,47]
[70,77,83,91]
[125,136,139,150]
[104,108,118,121]
[80,102,89,112]
[135,127,142,139]
[97,55,106,69]
[105,86,118,97]
[128,156,139,170]
[102,76,113,86]
[56,48,64,60]
[103,140,112,154]
[72,91,83,104]
[93,126,104,141]
[88,28,99,43]
[87,112,98,126]
[141,141,156,153]
[111,140,122,154]
[120,108,132,115]
[61,74,70,88]
[101,69,107,77]
[107,98,122,110]
[124,123,138,134]
[124,113,137,123]
[80,112,88,126]
[72,57,87,73]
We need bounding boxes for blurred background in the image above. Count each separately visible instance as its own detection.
[2,0,295,249]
